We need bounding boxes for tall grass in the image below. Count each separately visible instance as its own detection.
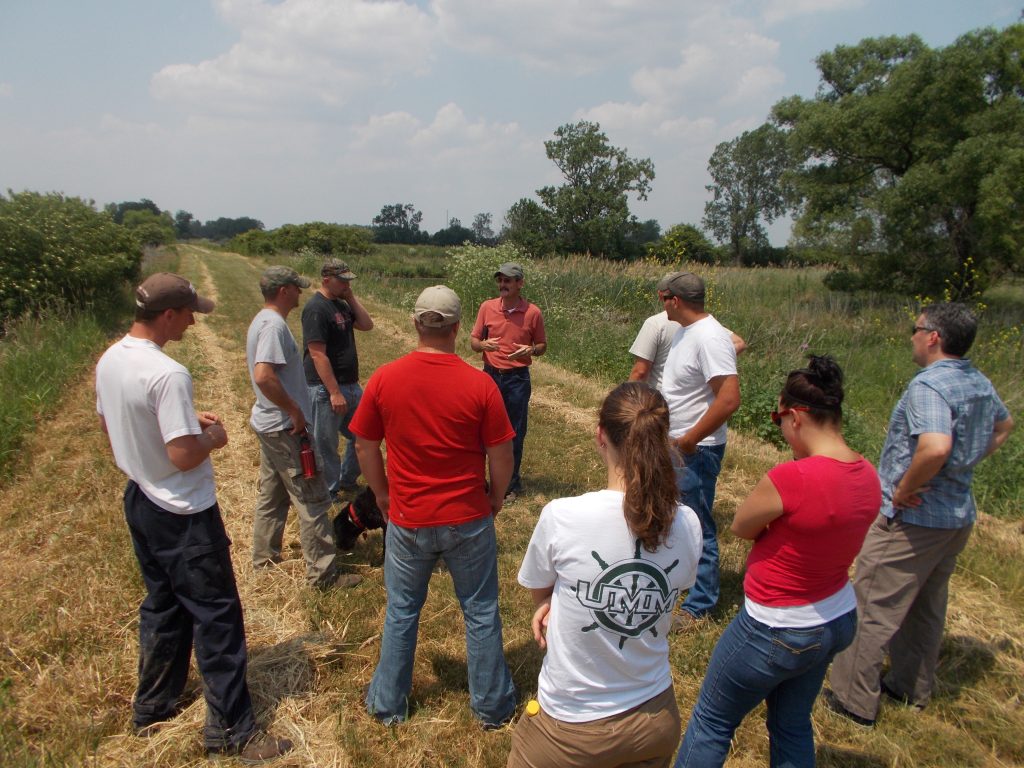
[0,248,181,485]
[0,308,117,483]
[359,245,1023,520]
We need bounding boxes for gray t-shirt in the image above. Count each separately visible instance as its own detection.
[246,308,312,433]
[629,311,679,391]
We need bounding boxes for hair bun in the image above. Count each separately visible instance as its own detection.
[807,354,842,386]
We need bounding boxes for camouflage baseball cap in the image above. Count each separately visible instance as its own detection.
[321,258,356,280]
[260,266,311,292]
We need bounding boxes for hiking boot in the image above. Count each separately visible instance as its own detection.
[209,732,294,764]
[822,689,875,727]
[317,572,363,590]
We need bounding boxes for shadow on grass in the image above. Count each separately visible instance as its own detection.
[419,637,544,713]
[817,744,889,767]
[934,634,999,700]
[521,474,591,503]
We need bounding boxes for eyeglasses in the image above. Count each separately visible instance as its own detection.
[659,293,676,303]
[911,325,937,336]
[770,406,810,426]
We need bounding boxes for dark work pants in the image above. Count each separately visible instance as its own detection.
[124,481,256,749]
[485,365,531,494]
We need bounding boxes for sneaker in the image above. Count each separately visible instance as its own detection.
[481,713,515,731]
[670,611,704,635]
[209,732,294,764]
[317,572,363,590]
[880,679,924,711]
[822,688,875,727]
[503,490,518,507]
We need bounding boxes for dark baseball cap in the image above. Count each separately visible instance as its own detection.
[494,262,524,280]
[135,273,215,313]
[661,271,705,302]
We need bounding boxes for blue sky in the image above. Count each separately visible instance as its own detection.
[1,0,1019,240]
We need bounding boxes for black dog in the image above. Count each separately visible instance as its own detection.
[333,487,387,558]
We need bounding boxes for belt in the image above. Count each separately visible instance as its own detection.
[484,364,529,377]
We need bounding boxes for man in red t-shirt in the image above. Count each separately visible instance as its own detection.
[351,285,517,729]
[470,262,547,506]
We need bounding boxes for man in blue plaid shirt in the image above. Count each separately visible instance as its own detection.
[825,302,1014,727]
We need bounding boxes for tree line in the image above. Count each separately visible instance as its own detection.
[699,22,1023,297]
[3,21,1019,312]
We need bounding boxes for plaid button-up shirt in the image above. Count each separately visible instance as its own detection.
[879,358,1009,528]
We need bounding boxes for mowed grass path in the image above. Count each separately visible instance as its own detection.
[0,245,1021,767]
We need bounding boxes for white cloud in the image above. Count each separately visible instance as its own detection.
[631,28,782,110]
[432,0,682,73]
[762,0,866,25]
[350,102,521,163]
[152,0,436,115]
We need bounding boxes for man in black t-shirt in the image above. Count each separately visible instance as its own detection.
[301,259,374,499]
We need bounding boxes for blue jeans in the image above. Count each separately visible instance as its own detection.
[308,382,362,495]
[486,366,530,494]
[365,516,516,727]
[675,443,725,617]
[123,482,256,750]
[676,606,857,768]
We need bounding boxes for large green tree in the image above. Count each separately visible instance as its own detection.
[122,209,176,246]
[501,198,557,257]
[702,124,790,266]
[774,24,1024,296]
[372,203,427,244]
[536,121,655,259]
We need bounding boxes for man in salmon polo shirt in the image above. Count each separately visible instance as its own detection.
[470,262,547,506]
[352,285,517,729]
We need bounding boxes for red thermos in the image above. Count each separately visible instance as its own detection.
[299,435,317,479]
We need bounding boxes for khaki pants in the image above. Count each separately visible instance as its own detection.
[252,430,337,586]
[507,685,680,768]
[828,514,972,720]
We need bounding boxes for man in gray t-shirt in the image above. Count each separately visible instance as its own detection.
[629,273,747,391]
[246,266,360,589]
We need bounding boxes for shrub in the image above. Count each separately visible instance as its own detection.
[0,191,141,326]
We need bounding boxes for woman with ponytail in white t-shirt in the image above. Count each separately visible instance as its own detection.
[508,382,702,768]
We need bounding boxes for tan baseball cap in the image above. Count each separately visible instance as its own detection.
[413,285,462,327]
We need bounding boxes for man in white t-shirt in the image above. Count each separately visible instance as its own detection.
[246,266,361,589]
[630,272,747,390]
[659,272,741,627]
[95,272,291,762]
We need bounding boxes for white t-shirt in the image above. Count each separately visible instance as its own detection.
[95,335,216,514]
[518,490,702,722]
[628,311,679,391]
[246,308,312,433]
[661,314,738,445]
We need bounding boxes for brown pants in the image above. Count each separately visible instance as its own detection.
[252,430,337,586]
[828,514,972,720]
[506,685,681,768]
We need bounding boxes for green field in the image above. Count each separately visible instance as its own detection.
[0,243,1021,767]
